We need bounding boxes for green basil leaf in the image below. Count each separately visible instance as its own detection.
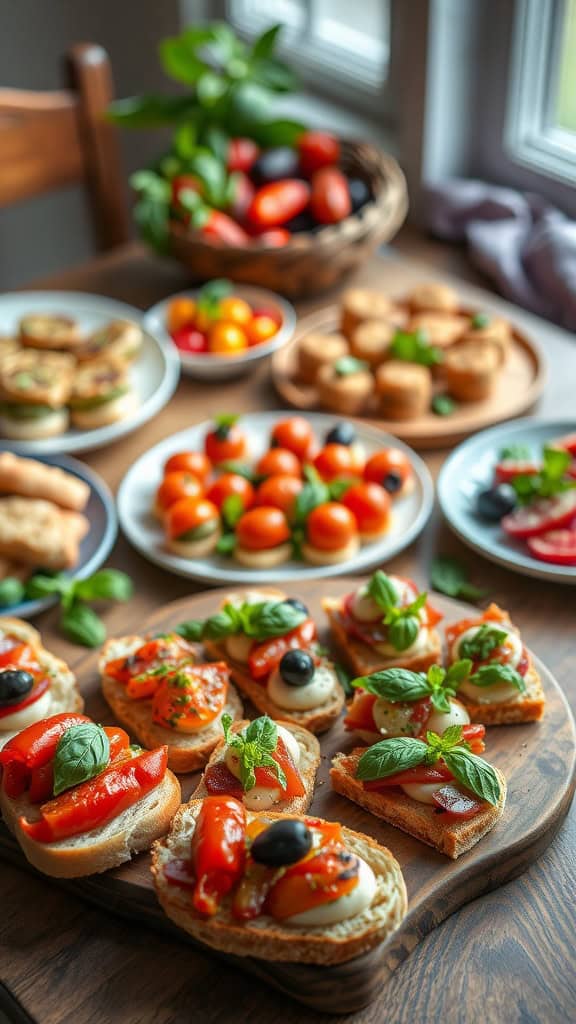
[431,690,451,713]
[389,615,419,652]
[202,605,242,639]
[53,723,110,796]
[175,619,204,641]
[221,712,233,744]
[459,624,508,661]
[107,94,197,127]
[445,659,473,685]
[293,480,330,526]
[73,569,133,603]
[0,577,26,608]
[243,600,306,640]
[543,446,571,480]
[469,663,526,691]
[427,664,445,687]
[251,118,305,147]
[353,667,430,703]
[406,591,428,616]
[499,444,532,461]
[252,58,298,93]
[430,556,486,601]
[334,356,369,377]
[367,570,399,612]
[25,573,70,599]
[259,750,287,789]
[197,71,228,109]
[443,747,501,805]
[222,493,245,529]
[159,35,209,86]
[216,533,237,556]
[60,602,106,647]
[437,724,464,749]
[356,738,428,781]
[471,312,490,329]
[217,460,257,481]
[432,394,457,416]
[250,23,283,60]
[329,478,355,501]
[390,329,443,367]
[245,715,277,751]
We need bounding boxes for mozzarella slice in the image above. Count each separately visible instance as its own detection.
[426,699,470,735]
[458,678,522,704]
[401,781,442,804]
[268,664,336,710]
[225,633,254,664]
[0,689,52,732]
[374,626,431,659]
[284,857,377,927]
[224,724,301,809]
[372,699,418,737]
[350,585,381,623]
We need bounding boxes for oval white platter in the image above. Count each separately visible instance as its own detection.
[0,291,180,455]
[438,416,576,584]
[117,411,434,585]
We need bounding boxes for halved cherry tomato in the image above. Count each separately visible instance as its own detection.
[248,180,310,229]
[306,502,357,551]
[363,763,453,790]
[344,691,378,733]
[209,320,248,355]
[527,527,576,565]
[298,131,340,175]
[152,661,229,732]
[256,448,302,479]
[207,473,254,511]
[205,420,248,464]
[245,315,278,347]
[266,846,358,921]
[219,296,253,327]
[236,506,291,551]
[494,459,541,485]
[341,482,391,535]
[166,296,197,334]
[164,451,211,482]
[432,783,484,819]
[227,137,260,174]
[191,795,246,915]
[363,449,413,490]
[314,444,356,482]
[270,417,315,460]
[502,491,576,538]
[248,619,317,680]
[254,474,303,518]
[156,472,204,514]
[165,498,220,541]
[200,210,250,246]
[171,325,208,354]
[461,723,486,754]
[310,167,351,224]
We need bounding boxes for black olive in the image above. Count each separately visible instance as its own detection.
[283,597,309,616]
[279,649,315,687]
[476,484,517,521]
[0,669,34,706]
[284,210,318,234]
[251,819,313,867]
[348,177,372,213]
[382,471,403,495]
[325,423,356,446]
[251,147,301,186]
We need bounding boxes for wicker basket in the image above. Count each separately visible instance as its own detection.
[168,140,408,299]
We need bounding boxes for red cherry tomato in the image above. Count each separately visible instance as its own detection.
[248,180,311,229]
[236,507,291,550]
[256,448,302,479]
[270,417,315,460]
[310,167,351,225]
[156,472,204,513]
[227,137,260,174]
[164,451,211,482]
[256,229,291,247]
[254,474,303,518]
[314,444,356,481]
[526,527,576,565]
[341,482,391,535]
[298,131,340,176]
[251,306,283,327]
[306,502,357,551]
[363,449,413,493]
[502,491,576,538]
[228,171,256,223]
[205,421,248,464]
[171,325,208,354]
[206,473,255,511]
[201,210,250,246]
[165,498,220,541]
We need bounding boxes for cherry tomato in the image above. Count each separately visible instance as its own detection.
[219,296,253,327]
[152,662,230,733]
[298,131,340,176]
[165,497,220,541]
[209,321,248,355]
[526,527,576,565]
[245,315,278,347]
[310,167,351,225]
[227,137,260,173]
[171,325,208,354]
[551,432,576,456]
[270,417,314,460]
[207,473,255,511]
[164,451,211,482]
[341,482,391,535]
[363,449,413,494]
[248,180,311,229]
[236,506,291,550]
[166,297,197,334]
[502,491,576,538]
[201,210,250,246]
[257,448,302,479]
[314,444,355,482]
[306,502,357,551]
[251,305,282,327]
[156,471,204,513]
[254,474,303,518]
[205,419,248,464]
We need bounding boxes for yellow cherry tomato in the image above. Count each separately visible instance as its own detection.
[219,296,253,326]
[194,307,213,333]
[167,297,196,334]
[209,320,248,355]
[246,314,278,347]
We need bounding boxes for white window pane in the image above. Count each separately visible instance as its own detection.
[233,0,306,33]
[314,0,389,68]
[555,0,576,132]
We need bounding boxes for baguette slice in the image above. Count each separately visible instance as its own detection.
[100,636,243,773]
[152,801,408,964]
[0,770,181,878]
[458,664,545,725]
[192,719,320,814]
[322,597,442,677]
[331,749,507,860]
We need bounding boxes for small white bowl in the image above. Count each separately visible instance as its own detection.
[143,285,296,381]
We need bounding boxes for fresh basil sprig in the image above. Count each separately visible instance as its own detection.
[390,329,443,367]
[430,556,487,602]
[468,663,526,692]
[352,661,472,714]
[222,713,287,792]
[177,598,307,644]
[53,723,110,796]
[510,446,576,505]
[366,570,428,652]
[14,568,133,648]
[459,624,508,661]
[499,443,531,461]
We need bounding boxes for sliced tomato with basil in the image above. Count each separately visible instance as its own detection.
[206,735,305,800]
[0,712,90,775]
[502,490,576,538]
[152,661,229,732]
[25,725,130,804]
[363,763,454,791]
[527,527,576,565]
[432,783,485,819]
[494,459,541,484]
[248,619,317,680]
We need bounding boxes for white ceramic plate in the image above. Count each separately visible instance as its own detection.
[0,291,180,454]
[118,411,434,584]
[143,285,296,381]
[438,416,576,584]
[1,453,118,618]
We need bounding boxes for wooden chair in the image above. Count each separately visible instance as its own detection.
[0,42,130,251]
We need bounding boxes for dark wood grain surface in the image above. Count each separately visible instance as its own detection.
[2,233,576,1023]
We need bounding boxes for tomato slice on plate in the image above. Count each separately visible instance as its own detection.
[550,432,576,457]
[494,460,540,485]
[526,528,576,565]
[501,490,576,538]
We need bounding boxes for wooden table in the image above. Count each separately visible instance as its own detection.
[2,235,575,1024]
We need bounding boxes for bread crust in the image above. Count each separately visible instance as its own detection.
[330,750,507,860]
[0,452,90,511]
[458,664,545,725]
[152,801,408,964]
[322,597,442,676]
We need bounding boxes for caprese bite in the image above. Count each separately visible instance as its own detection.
[323,570,443,677]
[445,603,545,724]
[363,448,414,500]
[331,725,506,859]
[195,713,320,813]
[204,414,249,466]
[165,497,222,558]
[301,502,360,565]
[234,506,292,567]
[270,416,316,461]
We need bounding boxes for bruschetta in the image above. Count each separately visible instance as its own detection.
[331,726,507,859]
[0,712,180,877]
[297,331,349,386]
[0,618,83,749]
[69,361,137,430]
[193,714,320,814]
[323,571,443,678]
[100,632,243,772]
[445,603,545,724]
[152,796,407,964]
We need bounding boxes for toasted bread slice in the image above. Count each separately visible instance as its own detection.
[458,664,545,725]
[0,770,181,878]
[204,638,345,734]
[152,801,408,964]
[322,597,442,677]
[100,636,243,773]
[331,749,506,860]
[192,719,320,814]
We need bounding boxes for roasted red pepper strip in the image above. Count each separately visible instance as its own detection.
[18,746,168,843]
[191,795,246,915]
[0,713,90,772]
[248,619,317,680]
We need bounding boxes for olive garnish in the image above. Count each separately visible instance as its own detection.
[325,423,356,446]
[283,597,309,616]
[0,669,34,706]
[279,649,315,687]
[251,819,313,867]
[382,471,403,494]
[476,484,517,521]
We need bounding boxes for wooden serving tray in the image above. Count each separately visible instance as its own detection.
[271,306,545,449]
[1,582,574,1014]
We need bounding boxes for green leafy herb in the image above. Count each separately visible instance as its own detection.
[367,570,399,610]
[471,312,491,329]
[216,533,237,556]
[334,356,370,377]
[468,663,526,692]
[459,624,508,661]
[499,443,532,461]
[60,603,107,648]
[221,713,286,791]
[180,598,307,644]
[432,394,457,417]
[73,570,133,604]
[221,494,245,529]
[442,747,501,805]
[176,620,204,641]
[328,478,355,501]
[23,568,134,647]
[196,277,233,319]
[293,468,330,527]
[217,461,258,481]
[352,661,472,714]
[53,723,110,796]
[364,571,429,652]
[391,329,443,367]
[0,577,26,608]
[430,556,487,602]
[509,446,576,505]
[356,737,428,781]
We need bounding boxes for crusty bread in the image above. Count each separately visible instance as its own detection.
[331,750,507,860]
[100,636,244,773]
[192,719,321,814]
[458,664,545,725]
[0,497,88,570]
[70,390,138,430]
[322,597,442,677]
[0,616,42,647]
[0,452,90,511]
[0,770,181,878]
[204,638,345,734]
[152,801,407,964]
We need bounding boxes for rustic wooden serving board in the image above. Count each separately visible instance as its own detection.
[271,306,545,448]
[1,582,574,1014]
